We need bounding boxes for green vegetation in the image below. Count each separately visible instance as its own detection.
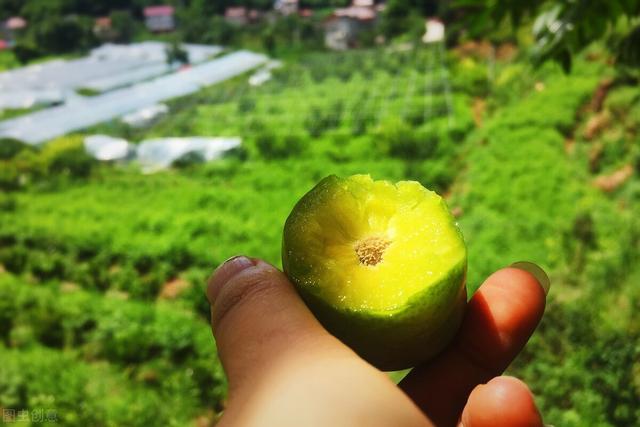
[75,87,100,97]
[0,274,226,426]
[0,30,639,427]
[0,50,19,71]
[0,106,42,121]
[457,0,640,70]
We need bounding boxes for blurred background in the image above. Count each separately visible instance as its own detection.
[0,0,639,426]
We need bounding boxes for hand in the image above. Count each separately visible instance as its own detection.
[206,257,548,427]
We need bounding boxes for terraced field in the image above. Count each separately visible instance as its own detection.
[1,44,638,426]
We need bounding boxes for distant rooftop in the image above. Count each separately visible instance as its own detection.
[225,7,247,18]
[144,6,175,17]
[6,16,27,30]
[352,0,374,7]
[95,17,112,28]
[332,6,376,21]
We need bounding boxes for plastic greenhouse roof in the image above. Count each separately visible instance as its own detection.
[0,42,221,94]
[121,103,169,128]
[136,137,241,172]
[84,134,133,161]
[0,89,63,109]
[0,50,267,144]
[81,63,174,93]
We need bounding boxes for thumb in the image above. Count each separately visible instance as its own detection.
[207,256,346,394]
[460,376,544,427]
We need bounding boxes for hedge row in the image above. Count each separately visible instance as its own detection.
[0,274,227,413]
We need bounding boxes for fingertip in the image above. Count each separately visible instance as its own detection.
[453,266,547,376]
[469,267,547,338]
[509,262,550,296]
[206,257,342,392]
[210,259,289,332]
[207,256,257,304]
[482,267,547,306]
[461,376,543,427]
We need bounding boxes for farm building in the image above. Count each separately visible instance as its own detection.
[144,6,175,32]
[324,5,377,50]
[225,7,249,25]
[274,0,299,16]
[224,7,262,25]
[422,18,445,44]
[5,17,27,31]
[94,17,117,41]
[2,16,27,45]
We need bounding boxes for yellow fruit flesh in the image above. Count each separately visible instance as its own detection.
[298,175,465,313]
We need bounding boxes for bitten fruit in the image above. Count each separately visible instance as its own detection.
[282,174,467,370]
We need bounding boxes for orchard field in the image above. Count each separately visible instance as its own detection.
[1,42,639,426]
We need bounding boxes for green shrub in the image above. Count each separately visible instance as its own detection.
[41,136,95,178]
[0,275,227,410]
[12,42,41,64]
[0,138,33,160]
[0,345,209,426]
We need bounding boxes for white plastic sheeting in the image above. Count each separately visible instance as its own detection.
[84,135,133,161]
[0,89,64,109]
[249,69,272,86]
[136,137,241,172]
[121,103,169,128]
[81,63,173,93]
[0,42,222,111]
[0,50,268,144]
[423,19,445,44]
[0,42,221,94]
[248,60,283,86]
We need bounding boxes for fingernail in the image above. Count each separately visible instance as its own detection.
[207,256,255,303]
[510,261,550,295]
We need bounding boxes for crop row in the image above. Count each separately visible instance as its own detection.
[0,344,215,426]
[0,159,411,307]
[451,55,640,426]
[0,274,227,420]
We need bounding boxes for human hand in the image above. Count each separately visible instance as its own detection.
[206,257,549,427]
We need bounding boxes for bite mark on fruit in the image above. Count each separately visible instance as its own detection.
[355,236,390,266]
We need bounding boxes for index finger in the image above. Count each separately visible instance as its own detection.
[399,265,548,426]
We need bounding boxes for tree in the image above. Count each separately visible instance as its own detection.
[110,10,137,43]
[166,39,189,65]
[454,0,640,71]
[33,15,97,54]
[382,0,415,39]
[0,0,23,20]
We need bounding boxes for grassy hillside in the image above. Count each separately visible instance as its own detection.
[0,44,638,426]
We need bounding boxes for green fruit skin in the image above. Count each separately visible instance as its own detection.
[283,250,466,371]
[282,175,467,370]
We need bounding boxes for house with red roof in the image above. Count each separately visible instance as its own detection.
[324,2,378,50]
[144,6,175,32]
[225,7,249,26]
[94,17,117,41]
[5,17,27,31]
[224,7,263,25]
[2,16,27,46]
[274,0,299,16]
